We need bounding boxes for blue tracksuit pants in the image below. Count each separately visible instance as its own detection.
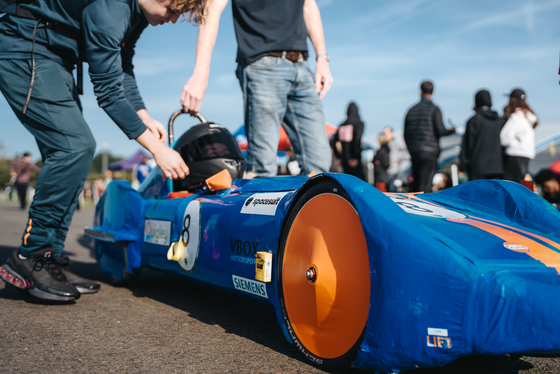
[0,58,96,260]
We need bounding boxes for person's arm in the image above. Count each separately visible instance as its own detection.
[82,1,147,140]
[82,2,188,178]
[500,118,514,147]
[181,0,229,115]
[432,107,455,136]
[9,161,17,176]
[303,0,332,99]
[121,21,167,142]
[351,122,364,160]
[459,119,474,172]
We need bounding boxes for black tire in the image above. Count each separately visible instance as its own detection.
[277,180,370,372]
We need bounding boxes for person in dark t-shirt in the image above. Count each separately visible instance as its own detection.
[180,0,333,177]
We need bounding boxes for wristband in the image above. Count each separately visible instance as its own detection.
[316,53,330,62]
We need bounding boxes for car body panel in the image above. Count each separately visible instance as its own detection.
[87,172,560,373]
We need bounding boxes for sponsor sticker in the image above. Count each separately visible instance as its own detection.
[503,242,529,252]
[428,328,448,337]
[427,327,452,349]
[390,197,466,219]
[229,238,259,265]
[232,275,268,298]
[240,192,290,216]
[144,220,171,246]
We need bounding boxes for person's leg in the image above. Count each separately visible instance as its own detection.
[410,154,421,192]
[237,57,292,176]
[0,59,96,260]
[504,156,528,183]
[16,182,28,209]
[518,157,529,182]
[414,152,438,193]
[282,61,331,175]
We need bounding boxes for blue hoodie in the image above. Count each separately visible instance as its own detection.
[0,0,148,139]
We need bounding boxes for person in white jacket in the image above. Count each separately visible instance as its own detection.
[500,88,538,183]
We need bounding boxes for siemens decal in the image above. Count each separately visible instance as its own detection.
[232,275,268,298]
[240,192,290,216]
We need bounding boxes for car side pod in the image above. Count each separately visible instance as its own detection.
[86,180,146,283]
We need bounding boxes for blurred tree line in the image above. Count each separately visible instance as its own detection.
[0,144,123,187]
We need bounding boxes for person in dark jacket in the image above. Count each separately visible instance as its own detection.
[0,0,203,301]
[459,90,505,180]
[404,80,455,193]
[374,127,393,191]
[334,102,366,180]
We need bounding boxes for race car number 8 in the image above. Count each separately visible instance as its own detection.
[179,200,201,272]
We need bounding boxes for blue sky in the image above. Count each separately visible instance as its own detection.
[1,0,559,161]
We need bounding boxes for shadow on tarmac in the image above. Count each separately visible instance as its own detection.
[0,239,538,374]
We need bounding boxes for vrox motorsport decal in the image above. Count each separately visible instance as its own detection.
[144,220,171,246]
[390,196,466,219]
[240,192,290,216]
[230,238,259,265]
[232,275,268,298]
[177,200,201,272]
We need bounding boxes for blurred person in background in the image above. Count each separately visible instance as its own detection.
[534,168,560,209]
[404,81,455,193]
[459,89,505,180]
[500,88,538,183]
[137,156,152,184]
[432,172,452,192]
[333,102,366,180]
[373,127,393,191]
[9,152,40,209]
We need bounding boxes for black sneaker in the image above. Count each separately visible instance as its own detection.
[58,254,100,294]
[0,248,80,301]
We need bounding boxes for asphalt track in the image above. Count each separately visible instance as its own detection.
[1,201,560,374]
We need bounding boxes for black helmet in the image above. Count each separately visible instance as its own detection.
[173,123,246,192]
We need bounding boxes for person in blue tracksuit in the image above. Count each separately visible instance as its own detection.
[0,0,205,301]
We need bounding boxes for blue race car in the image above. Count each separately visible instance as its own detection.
[85,111,560,373]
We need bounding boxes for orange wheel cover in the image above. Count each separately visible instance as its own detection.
[282,193,370,359]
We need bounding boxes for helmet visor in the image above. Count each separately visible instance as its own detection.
[179,132,244,163]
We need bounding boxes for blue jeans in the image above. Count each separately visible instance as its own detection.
[237,56,331,176]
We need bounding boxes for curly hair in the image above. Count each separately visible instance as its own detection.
[170,0,207,24]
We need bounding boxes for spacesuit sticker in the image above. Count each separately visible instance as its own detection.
[240,192,290,216]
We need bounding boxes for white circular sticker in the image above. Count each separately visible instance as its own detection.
[178,200,201,272]
[391,197,466,219]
